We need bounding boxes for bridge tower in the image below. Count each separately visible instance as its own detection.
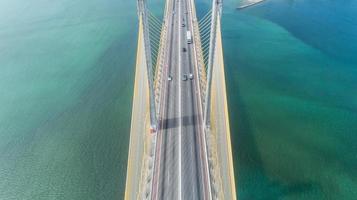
[204,0,223,129]
[137,0,158,131]
[198,0,237,199]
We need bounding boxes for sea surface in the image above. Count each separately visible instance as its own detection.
[0,0,356,199]
[0,0,137,199]
[221,0,357,199]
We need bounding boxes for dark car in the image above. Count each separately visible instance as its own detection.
[182,74,188,81]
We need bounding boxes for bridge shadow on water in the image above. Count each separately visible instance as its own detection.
[159,114,200,130]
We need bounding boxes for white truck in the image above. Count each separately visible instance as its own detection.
[186,31,192,44]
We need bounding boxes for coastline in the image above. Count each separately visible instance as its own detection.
[236,0,266,10]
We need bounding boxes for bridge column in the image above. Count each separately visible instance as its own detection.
[204,0,222,128]
[137,0,158,130]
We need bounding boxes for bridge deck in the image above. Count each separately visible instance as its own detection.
[125,0,237,199]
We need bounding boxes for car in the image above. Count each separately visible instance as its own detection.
[168,75,172,81]
[183,47,186,52]
[150,125,157,134]
[182,23,185,27]
[182,74,188,81]
[189,73,193,80]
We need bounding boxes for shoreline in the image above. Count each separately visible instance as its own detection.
[236,0,266,10]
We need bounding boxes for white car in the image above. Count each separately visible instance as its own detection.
[189,73,193,80]
[168,76,172,81]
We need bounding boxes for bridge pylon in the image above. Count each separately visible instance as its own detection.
[198,0,237,199]
[137,0,158,131]
[204,0,222,129]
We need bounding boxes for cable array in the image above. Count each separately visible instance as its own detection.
[147,11,163,80]
[198,10,213,73]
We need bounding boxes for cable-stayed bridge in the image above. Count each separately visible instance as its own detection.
[125,0,236,199]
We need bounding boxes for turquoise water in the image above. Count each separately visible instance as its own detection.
[0,0,356,199]
[0,0,137,199]
[221,0,357,199]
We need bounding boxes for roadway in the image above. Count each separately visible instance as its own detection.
[151,0,210,199]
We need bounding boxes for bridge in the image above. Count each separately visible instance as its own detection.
[125,0,236,199]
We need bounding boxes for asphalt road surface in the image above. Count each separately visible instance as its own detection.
[152,0,210,199]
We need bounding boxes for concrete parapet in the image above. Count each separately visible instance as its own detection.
[125,17,152,200]
[208,19,237,200]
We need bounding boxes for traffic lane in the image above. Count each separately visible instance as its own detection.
[180,14,203,200]
[156,1,181,199]
[166,19,181,199]
[160,6,181,200]
[186,31,210,200]
[182,0,209,198]
[180,86,201,200]
[183,56,204,199]
[180,82,204,199]
[187,47,207,200]
[161,75,179,200]
[160,23,178,199]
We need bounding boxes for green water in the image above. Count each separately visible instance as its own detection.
[0,0,356,199]
[221,0,357,199]
[0,0,137,199]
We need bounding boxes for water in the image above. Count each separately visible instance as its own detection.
[0,0,137,199]
[0,0,356,199]
[221,0,357,199]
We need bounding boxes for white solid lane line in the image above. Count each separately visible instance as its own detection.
[178,0,182,199]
